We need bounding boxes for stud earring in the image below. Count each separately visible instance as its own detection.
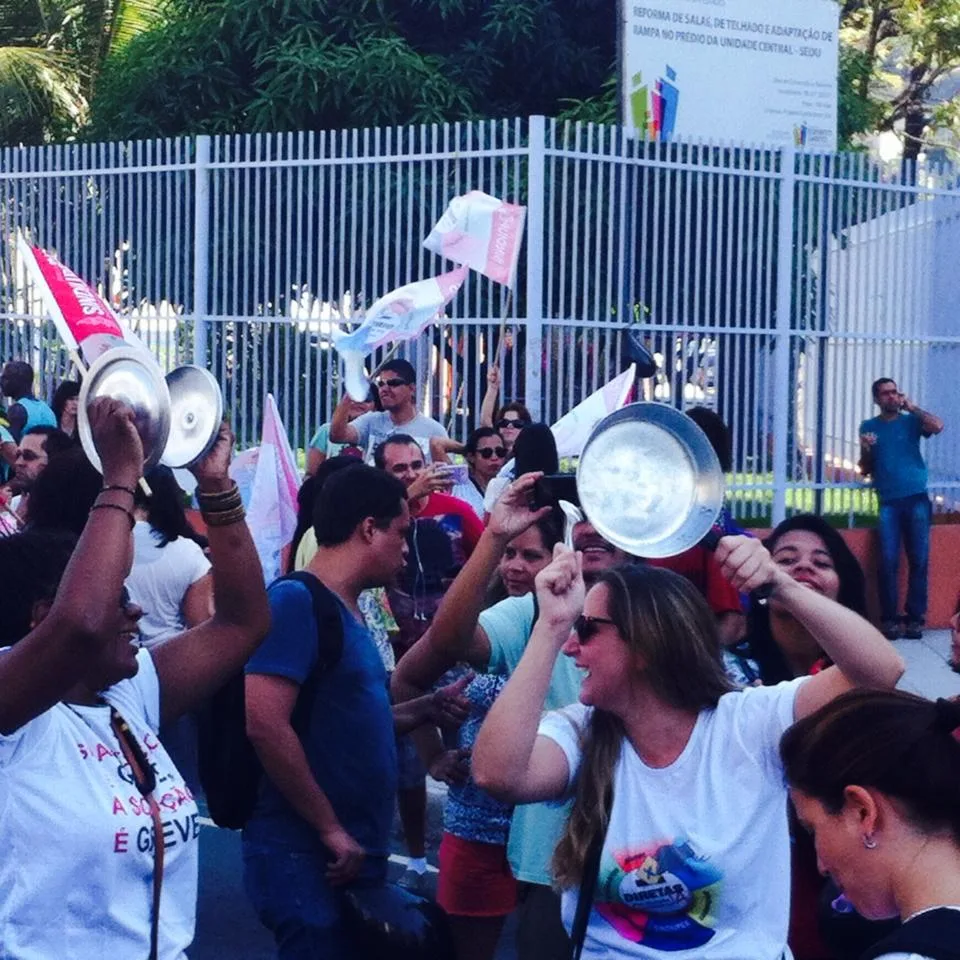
[862,834,878,850]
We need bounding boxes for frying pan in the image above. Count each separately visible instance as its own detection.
[576,402,725,559]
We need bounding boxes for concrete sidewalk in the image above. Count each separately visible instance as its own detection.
[894,628,960,700]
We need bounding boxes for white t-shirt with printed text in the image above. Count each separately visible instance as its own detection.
[351,410,448,463]
[0,649,200,960]
[538,678,808,960]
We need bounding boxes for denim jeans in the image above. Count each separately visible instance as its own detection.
[243,841,387,960]
[877,493,931,624]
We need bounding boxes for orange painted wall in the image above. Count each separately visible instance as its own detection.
[747,524,960,629]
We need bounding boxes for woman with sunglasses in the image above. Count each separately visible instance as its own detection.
[479,365,531,460]
[448,427,508,520]
[472,537,904,960]
[0,397,270,960]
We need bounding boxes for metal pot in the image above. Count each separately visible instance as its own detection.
[576,402,724,559]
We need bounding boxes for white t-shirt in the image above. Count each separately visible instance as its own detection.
[351,410,448,463]
[538,678,808,960]
[126,522,211,648]
[451,479,486,520]
[0,649,200,960]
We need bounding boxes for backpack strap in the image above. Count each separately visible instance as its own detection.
[860,908,960,960]
[269,573,345,732]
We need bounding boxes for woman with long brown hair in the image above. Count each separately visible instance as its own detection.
[472,537,904,960]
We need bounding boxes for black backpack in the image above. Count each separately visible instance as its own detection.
[860,907,960,960]
[196,571,344,830]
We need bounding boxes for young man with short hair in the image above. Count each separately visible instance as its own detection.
[329,358,447,462]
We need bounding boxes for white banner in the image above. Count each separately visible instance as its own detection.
[424,192,526,289]
[621,0,838,150]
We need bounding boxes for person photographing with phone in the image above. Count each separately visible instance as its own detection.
[859,378,944,641]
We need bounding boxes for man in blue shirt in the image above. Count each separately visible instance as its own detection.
[1,361,56,442]
[243,465,414,959]
[859,377,944,640]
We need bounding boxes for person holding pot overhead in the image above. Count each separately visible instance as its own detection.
[0,397,270,960]
[472,535,904,960]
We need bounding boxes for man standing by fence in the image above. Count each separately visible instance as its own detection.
[859,377,944,640]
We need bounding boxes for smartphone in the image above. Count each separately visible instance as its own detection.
[442,464,469,485]
[531,473,579,510]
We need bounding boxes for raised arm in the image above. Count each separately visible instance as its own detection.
[479,365,500,429]
[390,473,550,702]
[0,399,143,733]
[472,546,582,804]
[903,396,944,437]
[714,536,905,720]
[328,395,365,444]
[150,423,270,723]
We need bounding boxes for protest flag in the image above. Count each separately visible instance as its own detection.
[551,365,637,459]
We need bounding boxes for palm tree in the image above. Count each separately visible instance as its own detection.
[0,0,164,145]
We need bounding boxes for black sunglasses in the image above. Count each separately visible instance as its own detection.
[496,417,529,430]
[477,446,507,459]
[376,377,411,389]
[573,614,616,642]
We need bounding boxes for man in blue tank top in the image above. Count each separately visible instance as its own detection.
[859,377,944,640]
[1,362,56,442]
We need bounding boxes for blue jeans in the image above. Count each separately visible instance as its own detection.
[243,841,387,960]
[877,493,931,624]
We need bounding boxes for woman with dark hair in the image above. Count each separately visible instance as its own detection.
[782,690,960,959]
[728,514,867,686]
[482,423,559,515]
[472,535,903,960]
[0,398,269,960]
[725,513,875,959]
[479,365,531,459]
[127,465,212,648]
[450,427,506,519]
[51,379,81,439]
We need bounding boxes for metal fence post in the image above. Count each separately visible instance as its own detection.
[192,135,211,368]
[772,146,797,526]
[524,116,546,420]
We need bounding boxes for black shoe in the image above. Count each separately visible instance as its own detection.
[881,620,901,641]
[903,621,923,640]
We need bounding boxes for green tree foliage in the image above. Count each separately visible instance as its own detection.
[0,0,165,144]
[87,0,614,139]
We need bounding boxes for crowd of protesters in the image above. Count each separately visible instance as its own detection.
[1,354,958,960]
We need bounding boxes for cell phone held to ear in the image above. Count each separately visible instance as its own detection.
[530,474,579,511]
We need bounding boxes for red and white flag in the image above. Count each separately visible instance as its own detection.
[17,234,126,365]
[424,191,526,288]
[551,365,637,458]
[244,395,301,583]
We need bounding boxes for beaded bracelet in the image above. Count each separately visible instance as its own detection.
[90,501,136,529]
[101,483,137,498]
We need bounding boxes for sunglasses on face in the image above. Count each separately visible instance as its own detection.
[573,614,616,643]
[496,418,529,430]
[477,446,507,459]
[376,378,410,389]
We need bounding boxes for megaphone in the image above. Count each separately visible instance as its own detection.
[78,347,223,475]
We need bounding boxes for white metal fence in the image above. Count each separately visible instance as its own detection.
[3,117,960,525]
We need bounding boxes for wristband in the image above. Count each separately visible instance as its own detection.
[202,505,246,527]
[101,483,137,498]
[90,501,136,529]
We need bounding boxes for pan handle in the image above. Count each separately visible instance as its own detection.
[700,528,774,603]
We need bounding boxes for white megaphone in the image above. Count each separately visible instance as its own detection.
[77,346,223,474]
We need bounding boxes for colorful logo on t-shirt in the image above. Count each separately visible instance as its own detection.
[596,839,722,951]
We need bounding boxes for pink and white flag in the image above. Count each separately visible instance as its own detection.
[334,266,469,401]
[244,395,301,583]
[551,365,637,458]
[424,191,526,288]
[16,234,135,366]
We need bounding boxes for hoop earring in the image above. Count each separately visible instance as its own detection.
[862,834,878,850]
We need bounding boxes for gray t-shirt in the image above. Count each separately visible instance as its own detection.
[351,410,448,463]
